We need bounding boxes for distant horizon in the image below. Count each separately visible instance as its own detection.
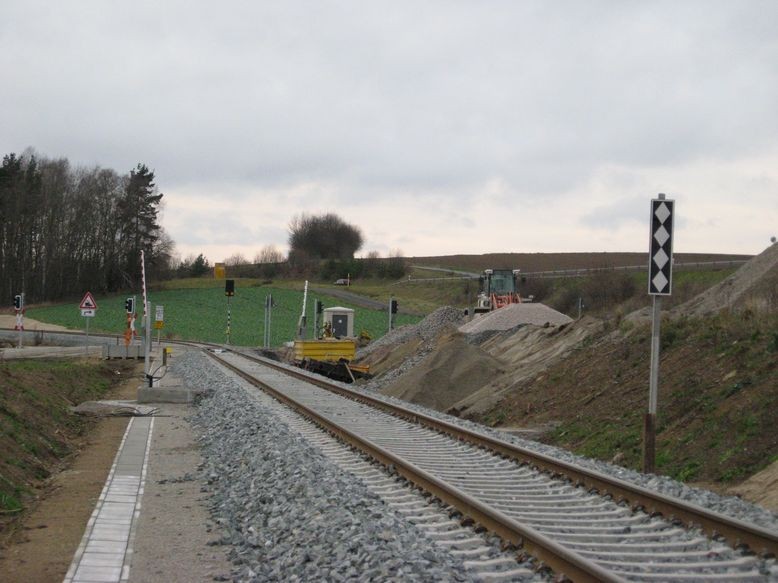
[407,250,757,259]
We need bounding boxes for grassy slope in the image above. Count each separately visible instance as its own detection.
[476,312,778,484]
[0,360,136,518]
[27,281,421,346]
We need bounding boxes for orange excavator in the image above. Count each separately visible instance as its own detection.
[474,269,523,314]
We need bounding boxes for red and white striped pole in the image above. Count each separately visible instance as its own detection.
[140,250,149,322]
[141,251,151,383]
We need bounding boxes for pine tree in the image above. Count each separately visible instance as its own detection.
[117,163,163,287]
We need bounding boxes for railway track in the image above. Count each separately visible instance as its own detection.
[207,348,777,582]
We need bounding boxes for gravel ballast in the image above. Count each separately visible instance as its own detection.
[172,348,777,581]
[348,381,778,535]
[173,350,472,582]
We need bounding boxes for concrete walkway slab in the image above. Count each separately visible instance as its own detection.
[64,416,154,583]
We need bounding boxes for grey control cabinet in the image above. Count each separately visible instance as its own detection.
[323,307,354,338]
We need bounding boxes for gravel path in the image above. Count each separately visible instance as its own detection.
[174,351,473,581]
[129,403,231,582]
[311,286,388,311]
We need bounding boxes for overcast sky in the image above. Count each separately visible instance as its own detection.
[2,1,777,262]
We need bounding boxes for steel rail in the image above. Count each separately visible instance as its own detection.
[228,350,778,558]
[8,327,773,556]
[206,349,625,582]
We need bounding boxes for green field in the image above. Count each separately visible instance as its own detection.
[28,285,421,347]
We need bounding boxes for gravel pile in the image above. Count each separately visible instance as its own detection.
[458,303,573,335]
[674,242,778,317]
[357,306,465,360]
[358,306,465,391]
[173,351,471,582]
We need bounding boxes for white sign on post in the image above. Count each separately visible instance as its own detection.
[648,198,675,295]
[154,305,165,333]
[79,292,98,310]
[79,291,98,355]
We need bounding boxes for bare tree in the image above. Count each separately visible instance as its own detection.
[224,253,248,266]
[254,245,285,264]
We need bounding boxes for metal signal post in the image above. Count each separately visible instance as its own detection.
[225,279,235,345]
[644,194,675,473]
[263,293,273,348]
[226,297,232,345]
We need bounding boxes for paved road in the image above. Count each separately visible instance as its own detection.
[411,265,480,277]
[311,286,387,310]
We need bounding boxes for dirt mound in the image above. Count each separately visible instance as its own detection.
[356,306,465,383]
[728,461,778,512]
[458,303,573,335]
[380,333,505,411]
[366,304,602,415]
[450,317,602,416]
[675,243,778,317]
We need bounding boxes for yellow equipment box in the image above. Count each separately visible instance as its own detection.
[293,339,356,363]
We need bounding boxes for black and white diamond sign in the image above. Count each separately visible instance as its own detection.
[648,198,674,295]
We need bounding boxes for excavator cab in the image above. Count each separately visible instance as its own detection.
[474,269,522,314]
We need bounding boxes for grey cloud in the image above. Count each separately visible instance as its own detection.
[581,196,648,229]
[1,1,777,251]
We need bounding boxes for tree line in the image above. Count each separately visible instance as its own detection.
[0,150,171,304]
[1,151,409,306]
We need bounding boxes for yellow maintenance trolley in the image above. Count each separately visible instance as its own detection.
[291,307,370,382]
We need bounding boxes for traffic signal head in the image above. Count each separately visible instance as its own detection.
[125,297,134,314]
[14,294,22,310]
[390,299,398,314]
[225,279,235,296]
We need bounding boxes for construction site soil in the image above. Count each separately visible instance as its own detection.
[357,243,778,512]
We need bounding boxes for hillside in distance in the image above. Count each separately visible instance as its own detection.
[410,252,753,273]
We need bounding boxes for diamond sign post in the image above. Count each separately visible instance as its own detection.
[644,194,675,473]
[649,196,674,295]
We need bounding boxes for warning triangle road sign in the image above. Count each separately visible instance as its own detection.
[79,291,98,310]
